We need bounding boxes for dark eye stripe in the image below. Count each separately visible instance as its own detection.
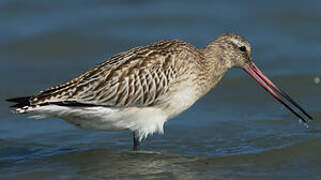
[239,46,246,52]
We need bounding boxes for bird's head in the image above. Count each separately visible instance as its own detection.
[207,32,252,69]
[204,32,312,124]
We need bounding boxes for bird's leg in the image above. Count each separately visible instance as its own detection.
[133,131,140,151]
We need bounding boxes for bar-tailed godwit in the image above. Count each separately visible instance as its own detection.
[7,33,312,150]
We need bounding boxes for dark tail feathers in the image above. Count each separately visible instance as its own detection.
[6,96,31,108]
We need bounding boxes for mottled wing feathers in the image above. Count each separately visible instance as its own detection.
[30,40,196,107]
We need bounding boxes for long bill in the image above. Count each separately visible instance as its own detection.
[244,62,312,123]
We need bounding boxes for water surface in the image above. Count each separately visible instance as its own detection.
[1,0,321,179]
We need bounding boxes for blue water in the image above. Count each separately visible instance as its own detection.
[1,0,321,179]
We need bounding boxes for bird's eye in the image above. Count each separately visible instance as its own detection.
[239,46,246,52]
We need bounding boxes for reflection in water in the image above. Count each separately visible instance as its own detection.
[2,138,321,179]
[72,150,194,178]
[1,0,321,179]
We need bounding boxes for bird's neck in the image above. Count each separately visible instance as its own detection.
[196,46,230,96]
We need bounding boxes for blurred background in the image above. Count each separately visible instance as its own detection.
[1,0,321,179]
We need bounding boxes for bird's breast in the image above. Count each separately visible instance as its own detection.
[160,80,200,119]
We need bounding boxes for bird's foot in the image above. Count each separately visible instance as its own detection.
[133,131,141,151]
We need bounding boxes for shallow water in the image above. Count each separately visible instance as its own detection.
[1,0,321,179]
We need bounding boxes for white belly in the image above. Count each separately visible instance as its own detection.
[26,80,200,141]
[28,105,167,141]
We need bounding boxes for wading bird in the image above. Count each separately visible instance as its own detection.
[7,33,312,150]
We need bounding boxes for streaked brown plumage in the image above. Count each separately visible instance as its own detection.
[32,40,200,107]
[7,33,312,150]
